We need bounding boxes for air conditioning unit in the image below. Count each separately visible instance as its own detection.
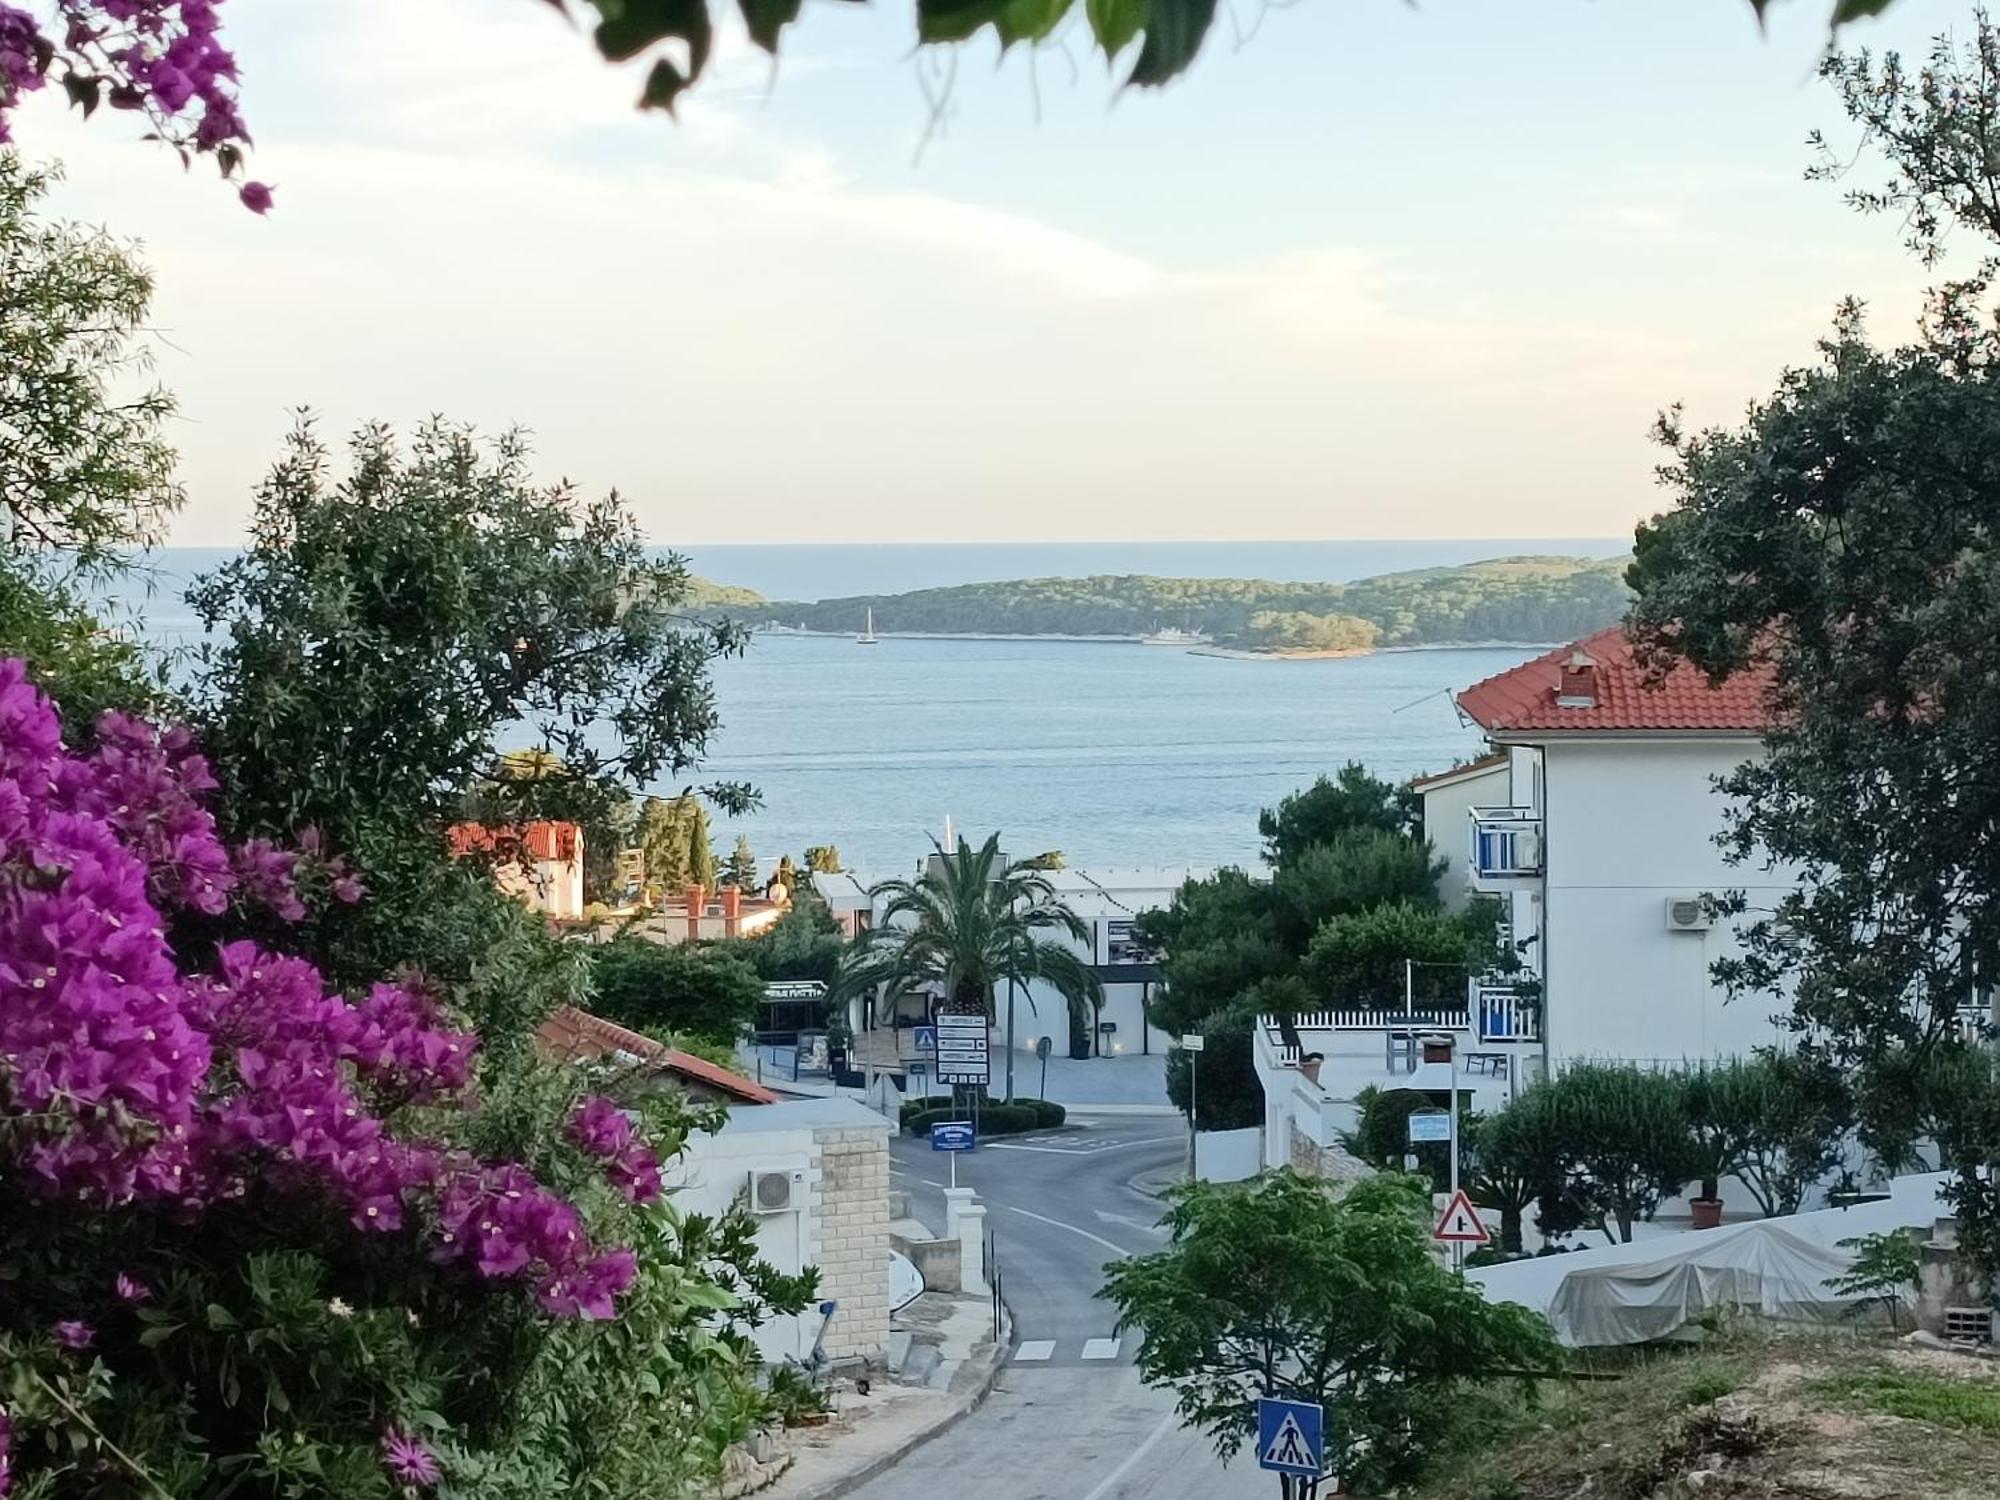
[1664,895,1714,932]
[748,1168,805,1215]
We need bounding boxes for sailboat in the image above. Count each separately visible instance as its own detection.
[858,607,879,646]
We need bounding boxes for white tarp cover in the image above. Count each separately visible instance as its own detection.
[1470,1174,1947,1347]
[1546,1223,1863,1346]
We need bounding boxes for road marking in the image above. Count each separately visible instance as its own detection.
[986,1136,1178,1156]
[1000,1203,1133,1256]
[1093,1210,1165,1236]
[1080,1337,1121,1360]
[1014,1340,1056,1362]
[1076,1409,1177,1500]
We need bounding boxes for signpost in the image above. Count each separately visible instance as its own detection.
[1256,1396,1330,1497]
[912,1025,937,1054]
[1034,1035,1052,1099]
[934,1014,990,1088]
[1406,1109,1452,1144]
[931,1118,975,1188]
[1182,1033,1205,1182]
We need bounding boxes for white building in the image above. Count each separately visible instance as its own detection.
[1254,626,1791,1171]
[829,859,1205,1068]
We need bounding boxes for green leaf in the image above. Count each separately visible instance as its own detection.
[594,0,714,76]
[137,1322,182,1348]
[1831,0,1893,20]
[1126,0,1215,87]
[917,0,1010,44]
[996,0,1074,47]
[1086,0,1146,58]
[641,58,692,113]
[206,1302,240,1331]
[61,73,102,119]
[739,0,804,51]
[678,1281,741,1311]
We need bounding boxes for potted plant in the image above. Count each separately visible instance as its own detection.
[1681,1062,1754,1230]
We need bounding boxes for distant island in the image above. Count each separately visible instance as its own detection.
[701,555,1632,655]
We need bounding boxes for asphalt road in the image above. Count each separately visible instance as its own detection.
[870,1115,1270,1500]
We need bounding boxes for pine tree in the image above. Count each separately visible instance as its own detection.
[639,796,692,893]
[723,835,758,889]
[686,800,717,892]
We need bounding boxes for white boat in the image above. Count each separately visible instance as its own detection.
[859,607,879,646]
[1141,624,1209,647]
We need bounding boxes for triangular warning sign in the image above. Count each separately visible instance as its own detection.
[1262,1414,1313,1470]
[1432,1188,1491,1245]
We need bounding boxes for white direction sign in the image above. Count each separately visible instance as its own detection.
[934,1014,990,1085]
[1406,1110,1451,1144]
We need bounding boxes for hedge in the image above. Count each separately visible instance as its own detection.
[901,1099,1066,1136]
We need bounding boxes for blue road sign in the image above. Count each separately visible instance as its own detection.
[930,1121,975,1152]
[912,1025,938,1053]
[1256,1397,1325,1479]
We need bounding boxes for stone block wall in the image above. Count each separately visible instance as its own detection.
[1288,1120,1372,1191]
[812,1125,890,1360]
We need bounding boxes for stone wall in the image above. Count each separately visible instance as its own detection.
[1287,1120,1372,1191]
[812,1125,890,1360]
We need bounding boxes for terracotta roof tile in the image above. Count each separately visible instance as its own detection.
[533,1005,777,1104]
[447,821,580,862]
[1456,626,1775,737]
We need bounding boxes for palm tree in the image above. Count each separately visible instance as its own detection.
[837,834,1104,1098]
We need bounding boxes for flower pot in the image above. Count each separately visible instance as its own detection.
[1690,1197,1724,1230]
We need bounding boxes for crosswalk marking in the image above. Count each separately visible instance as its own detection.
[1014,1340,1056,1362]
[1080,1337,1121,1360]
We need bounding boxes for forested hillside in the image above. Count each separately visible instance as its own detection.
[717,555,1630,648]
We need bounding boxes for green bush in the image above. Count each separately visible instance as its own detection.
[902,1101,1064,1138]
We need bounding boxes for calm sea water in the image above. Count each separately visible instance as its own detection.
[89,545,1580,874]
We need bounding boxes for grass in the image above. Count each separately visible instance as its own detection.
[1813,1368,2000,1432]
[1408,1326,2000,1500]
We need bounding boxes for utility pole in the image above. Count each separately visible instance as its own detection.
[1181,1032,1205,1181]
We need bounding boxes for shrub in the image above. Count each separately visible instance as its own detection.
[588,935,764,1047]
[901,1102,1063,1138]
[0,664,808,1497]
[1539,1063,1697,1243]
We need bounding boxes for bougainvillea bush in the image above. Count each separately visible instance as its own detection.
[0,659,810,1498]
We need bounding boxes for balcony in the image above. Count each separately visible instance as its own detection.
[1468,806,1543,885]
[1472,982,1540,1044]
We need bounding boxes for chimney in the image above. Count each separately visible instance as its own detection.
[685,884,705,942]
[1556,648,1599,709]
[1299,1052,1324,1086]
[720,885,742,937]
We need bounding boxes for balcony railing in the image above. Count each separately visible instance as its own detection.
[1472,982,1540,1043]
[1469,806,1543,882]
[1267,1005,1472,1038]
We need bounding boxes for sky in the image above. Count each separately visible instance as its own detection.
[14,0,1979,545]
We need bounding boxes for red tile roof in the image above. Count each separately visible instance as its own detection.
[534,1005,778,1104]
[1456,626,1775,737]
[447,821,580,863]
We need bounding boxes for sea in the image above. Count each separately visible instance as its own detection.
[90,539,1624,876]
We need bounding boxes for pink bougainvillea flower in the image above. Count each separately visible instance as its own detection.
[53,1320,93,1350]
[238,180,273,214]
[114,1273,151,1304]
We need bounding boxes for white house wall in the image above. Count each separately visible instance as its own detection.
[1537,739,1793,1067]
[1418,761,1510,911]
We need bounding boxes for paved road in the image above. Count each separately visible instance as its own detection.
[871,1115,1267,1500]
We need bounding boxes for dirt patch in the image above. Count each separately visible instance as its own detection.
[1412,1328,2000,1500]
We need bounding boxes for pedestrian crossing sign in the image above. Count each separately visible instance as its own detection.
[1255,1396,1325,1478]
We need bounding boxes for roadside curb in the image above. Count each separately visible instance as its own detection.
[782,1307,1014,1500]
[1059,1104,1181,1117]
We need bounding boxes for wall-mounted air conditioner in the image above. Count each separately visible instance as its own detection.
[748,1168,806,1214]
[1664,895,1714,932]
